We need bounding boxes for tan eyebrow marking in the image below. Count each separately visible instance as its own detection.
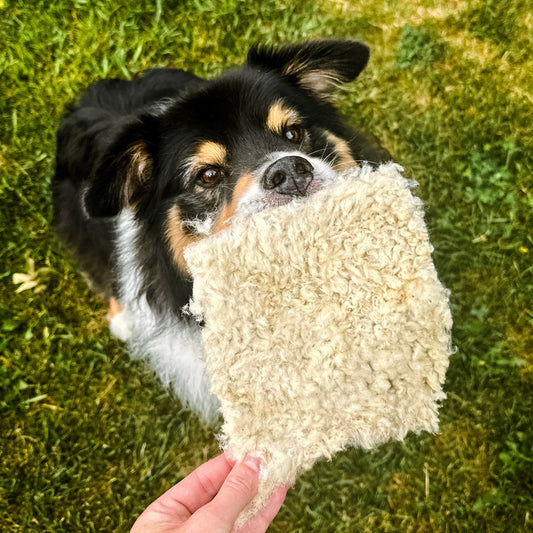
[266,100,300,134]
[325,132,357,171]
[190,141,228,171]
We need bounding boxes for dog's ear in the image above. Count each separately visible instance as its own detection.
[247,40,370,99]
[84,115,156,217]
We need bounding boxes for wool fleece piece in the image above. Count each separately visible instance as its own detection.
[184,163,453,528]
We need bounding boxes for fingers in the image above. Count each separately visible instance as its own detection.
[147,453,235,522]
[196,456,261,531]
[235,486,289,533]
[131,454,287,533]
[174,454,235,513]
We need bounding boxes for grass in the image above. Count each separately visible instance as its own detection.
[1,0,532,531]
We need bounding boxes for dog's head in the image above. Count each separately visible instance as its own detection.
[84,40,388,276]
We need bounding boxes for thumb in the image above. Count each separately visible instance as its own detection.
[197,455,261,531]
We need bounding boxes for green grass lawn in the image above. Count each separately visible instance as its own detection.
[1,0,532,531]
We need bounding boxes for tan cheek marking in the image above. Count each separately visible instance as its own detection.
[191,141,227,170]
[266,100,300,135]
[326,132,357,171]
[165,206,201,277]
[215,174,256,233]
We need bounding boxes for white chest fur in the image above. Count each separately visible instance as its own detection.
[110,210,220,425]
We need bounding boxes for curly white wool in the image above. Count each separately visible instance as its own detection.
[185,163,453,527]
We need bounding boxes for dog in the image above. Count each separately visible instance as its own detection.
[53,40,390,424]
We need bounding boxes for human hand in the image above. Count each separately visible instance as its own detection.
[131,453,287,533]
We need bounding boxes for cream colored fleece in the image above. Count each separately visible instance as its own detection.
[184,163,452,528]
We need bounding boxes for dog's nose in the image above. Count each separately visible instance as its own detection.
[262,156,314,196]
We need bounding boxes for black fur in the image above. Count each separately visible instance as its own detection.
[53,40,390,316]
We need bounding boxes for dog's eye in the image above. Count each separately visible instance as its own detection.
[284,126,302,143]
[197,166,225,187]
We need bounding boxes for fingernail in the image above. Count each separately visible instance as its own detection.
[243,455,261,472]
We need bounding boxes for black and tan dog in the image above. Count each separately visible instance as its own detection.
[53,40,390,423]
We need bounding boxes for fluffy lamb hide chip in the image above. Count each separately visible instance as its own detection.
[184,163,453,527]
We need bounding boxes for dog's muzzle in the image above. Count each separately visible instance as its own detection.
[262,155,314,196]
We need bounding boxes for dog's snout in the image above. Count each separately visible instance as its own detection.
[263,155,314,196]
